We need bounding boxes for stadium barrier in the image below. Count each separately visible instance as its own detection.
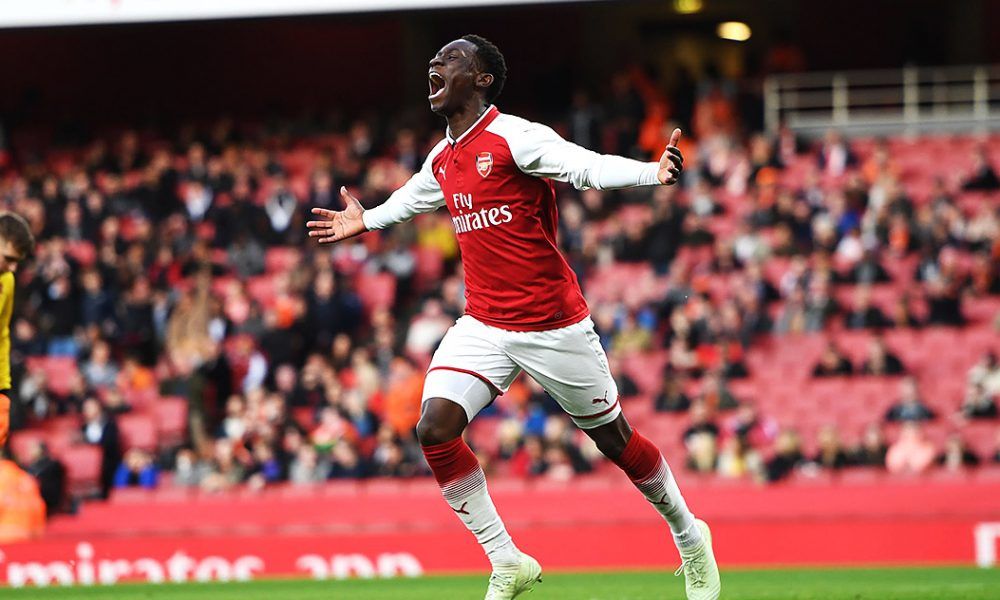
[1,477,996,587]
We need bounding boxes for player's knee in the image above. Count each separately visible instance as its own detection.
[416,412,459,446]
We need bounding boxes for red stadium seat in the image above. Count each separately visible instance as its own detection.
[117,413,158,452]
[66,240,96,267]
[265,247,302,273]
[154,396,189,448]
[413,246,444,292]
[247,275,279,307]
[9,430,49,464]
[60,445,103,498]
[356,272,396,313]
[25,356,80,398]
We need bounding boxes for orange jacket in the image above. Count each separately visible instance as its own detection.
[0,459,46,543]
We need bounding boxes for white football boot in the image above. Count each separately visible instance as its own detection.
[484,552,543,600]
[675,519,721,599]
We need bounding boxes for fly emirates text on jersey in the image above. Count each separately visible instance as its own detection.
[450,193,513,234]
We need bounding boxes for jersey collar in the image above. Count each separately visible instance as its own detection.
[446,105,499,147]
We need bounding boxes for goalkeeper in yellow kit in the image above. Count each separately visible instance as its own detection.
[0,213,35,447]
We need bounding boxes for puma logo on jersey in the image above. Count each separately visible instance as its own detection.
[438,165,447,180]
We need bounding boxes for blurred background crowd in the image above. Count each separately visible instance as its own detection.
[0,4,998,520]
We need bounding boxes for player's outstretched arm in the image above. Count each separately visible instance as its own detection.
[656,128,684,186]
[505,119,683,191]
[306,186,368,245]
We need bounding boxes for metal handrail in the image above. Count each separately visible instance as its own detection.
[764,64,1000,137]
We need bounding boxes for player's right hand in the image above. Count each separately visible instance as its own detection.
[0,393,10,447]
[306,186,368,244]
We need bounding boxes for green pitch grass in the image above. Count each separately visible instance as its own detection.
[8,567,999,599]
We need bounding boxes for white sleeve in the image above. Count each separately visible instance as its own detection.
[505,121,660,190]
[362,145,446,231]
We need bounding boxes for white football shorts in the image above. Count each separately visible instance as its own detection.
[421,315,621,429]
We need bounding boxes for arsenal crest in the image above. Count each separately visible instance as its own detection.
[476,152,493,178]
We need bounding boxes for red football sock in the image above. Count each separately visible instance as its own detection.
[421,437,518,566]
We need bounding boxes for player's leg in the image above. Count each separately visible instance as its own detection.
[506,317,719,599]
[583,418,719,600]
[583,413,702,548]
[417,382,520,569]
[417,316,540,599]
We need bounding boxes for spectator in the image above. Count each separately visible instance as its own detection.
[227,232,266,278]
[82,339,119,391]
[716,436,762,480]
[382,357,423,436]
[173,448,211,487]
[888,296,923,329]
[847,249,891,285]
[969,352,1000,397]
[371,425,421,478]
[609,355,640,398]
[698,371,740,411]
[329,443,370,479]
[201,438,248,492]
[884,377,936,422]
[859,336,905,376]
[812,341,853,377]
[542,416,592,475]
[23,441,66,517]
[289,444,329,484]
[851,424,889,467]
[612,313,653,354]
[765,428,806,482]
[80,397,122,499]
[655,369,691,413]
[685,431,718,474]
[845,286,892,330]
[937,434,980,471]
[817,129,857,178]
[247,441,283,486]
[961,382,998,419]
[726,404,779,449]
[804,278,840,331]
[113,449,159,489]
[516,435,549,478]
[811,425,851,470]
[682,400,719,443]
[0,451,47,543]
[404,299,452,358]
[961,146,1000,191]
[885,423,936,474]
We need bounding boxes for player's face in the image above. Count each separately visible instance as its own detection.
[0,240,23,275]
[428,39,481,115]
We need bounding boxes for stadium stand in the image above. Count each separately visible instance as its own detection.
[0,66,998,513]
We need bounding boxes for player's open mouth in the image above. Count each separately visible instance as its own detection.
[428,72,446,100]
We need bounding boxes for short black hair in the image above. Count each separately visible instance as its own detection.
[462,34,507,103]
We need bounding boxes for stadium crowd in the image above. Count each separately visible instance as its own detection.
[1,63,999,512]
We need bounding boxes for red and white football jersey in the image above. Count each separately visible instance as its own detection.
[363,105,660,332]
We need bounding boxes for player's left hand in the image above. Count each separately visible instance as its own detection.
[657,128,684,185]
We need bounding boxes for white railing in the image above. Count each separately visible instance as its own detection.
[765,64,1000,138]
